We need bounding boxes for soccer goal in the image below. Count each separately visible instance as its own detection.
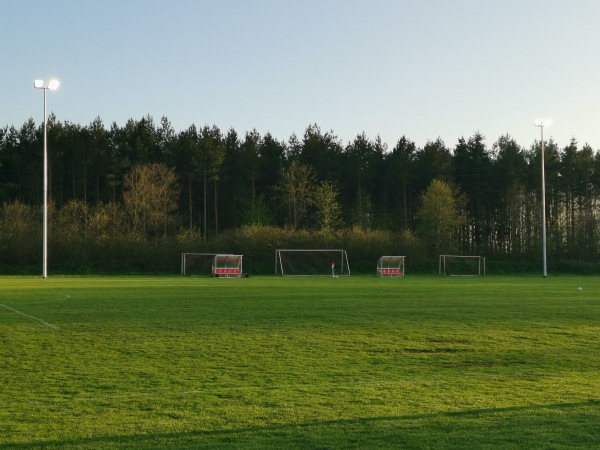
[377,256,405,278]
[275,249,350,276]
[181,253,243,277]
[439,255,486,276]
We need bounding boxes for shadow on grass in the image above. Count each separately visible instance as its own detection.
[3,400,599,449]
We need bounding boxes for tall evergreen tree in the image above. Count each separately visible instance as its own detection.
[198,125,225,237]
[386,136,417,230]
[241,129,261,219]
[169,124,199,229]
[220,127,243,228]
[342,133,386,229]
[297,124,343,183]
[414,138,453,195]
[257,132,286,225]
[453,132,493,254]
[492,134,529,258]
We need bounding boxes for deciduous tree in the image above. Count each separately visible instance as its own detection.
[314,181,342,233]
[278,160,316,229]
[417,179,465,256]
[122,163,180,239]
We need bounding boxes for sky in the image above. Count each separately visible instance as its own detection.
[3,0,600,151]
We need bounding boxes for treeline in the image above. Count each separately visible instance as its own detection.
[1,114,600,273]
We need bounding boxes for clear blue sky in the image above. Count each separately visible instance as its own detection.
[3,0,599,150]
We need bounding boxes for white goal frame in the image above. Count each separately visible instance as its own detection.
[377,256,405,278]
[275,249,351,276]
[439,255,486,276]
[181,253,243,277]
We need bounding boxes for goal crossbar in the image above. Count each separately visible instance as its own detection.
[275,249,351,276]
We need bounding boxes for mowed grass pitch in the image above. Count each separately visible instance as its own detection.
[1,275,599,449]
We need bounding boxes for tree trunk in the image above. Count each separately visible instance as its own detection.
[203,167,207,240]
[214,179,218,235]
[188,176,193,229]
[403,180,408,229]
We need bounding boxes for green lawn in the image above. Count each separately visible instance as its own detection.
[1,275,599,449]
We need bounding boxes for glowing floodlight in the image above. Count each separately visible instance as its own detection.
[48,79,60,90]
[34,79,60,90]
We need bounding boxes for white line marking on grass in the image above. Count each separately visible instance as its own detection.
[0,304,59,330]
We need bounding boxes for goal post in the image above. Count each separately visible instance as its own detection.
[377,256,405,278]
[275,249,351,276]
[181,253,243,277]
[439,255,486,276]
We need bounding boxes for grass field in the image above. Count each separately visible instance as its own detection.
[1,275,599,449]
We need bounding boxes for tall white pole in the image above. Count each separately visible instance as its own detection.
[35,79,58,278]
[42,88,48,279]
[536,122,548,278]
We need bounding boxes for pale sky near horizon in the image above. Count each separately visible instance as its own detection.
[3,0,599,151]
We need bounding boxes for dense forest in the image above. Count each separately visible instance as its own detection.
[1,114,599,274]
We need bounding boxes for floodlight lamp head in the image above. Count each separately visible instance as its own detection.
[34,79,60,90]
[48,79,60,90]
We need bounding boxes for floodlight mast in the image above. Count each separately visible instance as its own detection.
[34,79,60,278]
[534,120,548,278]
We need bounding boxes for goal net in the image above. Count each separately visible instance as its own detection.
[181,253,243,277]
[439,255,485,276]
[275,249,350,276]
[377,256,405,278]
[181,253,217,276]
